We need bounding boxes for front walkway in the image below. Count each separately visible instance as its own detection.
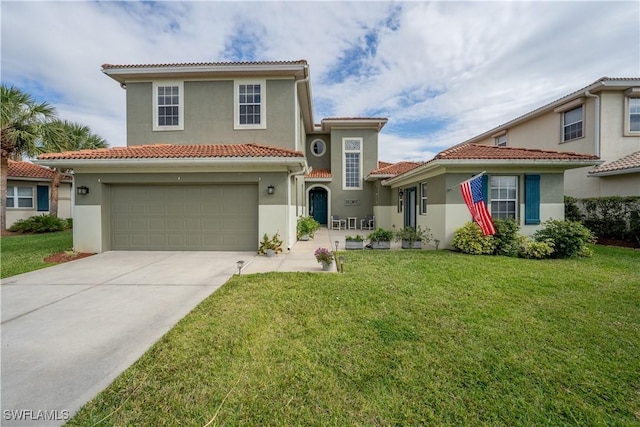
[241,227,406,274]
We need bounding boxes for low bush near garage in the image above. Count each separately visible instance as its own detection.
[8,214,69,233]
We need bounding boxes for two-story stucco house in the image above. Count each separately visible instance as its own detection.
[37,60,604,252]
[462,77,640,198]
[37,60,395,253]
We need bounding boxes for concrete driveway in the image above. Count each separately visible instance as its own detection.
[1,250,254,426]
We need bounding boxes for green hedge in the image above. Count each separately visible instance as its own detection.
[565,196,640,245]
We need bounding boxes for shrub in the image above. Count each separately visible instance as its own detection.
[492,219,520,257]
[367,228,394,242]
[564,196,583,222]
[64,217,73,229]
[451,222,496,255]
[394,225,433,245]
[297,216,320,239]
[533,220,594,258]
[8,214,67,233]
[519,236,555,260]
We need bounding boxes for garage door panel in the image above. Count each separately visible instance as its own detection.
[110,184,258,250]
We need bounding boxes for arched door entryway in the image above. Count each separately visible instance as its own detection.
[309,187,328,225]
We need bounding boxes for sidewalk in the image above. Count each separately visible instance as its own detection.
[240,227,404,274]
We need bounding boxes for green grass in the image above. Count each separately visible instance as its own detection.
[0,231,73,279]
[70,246,640,426]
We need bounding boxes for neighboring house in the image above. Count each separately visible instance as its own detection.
[37,61,390,253]
[6,160,72,227]
[35,60,603,252]
[382,144,600,248]
[462,77,640,198]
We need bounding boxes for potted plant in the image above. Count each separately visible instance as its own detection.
[258,232,283,257]
[395,225,433,249]
[297,216,320,241]
[314,247,334,271]
[345,234,365,250]
[367,228,394,249]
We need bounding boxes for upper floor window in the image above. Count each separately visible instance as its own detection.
[343,138,362,190]
[6,186,33,209]
[310,139,326,156]
[625,89,640,135]
[562,106,583,142]
[153,82,184,131]
[490,176,517,220]
[420,182,428,214]
[235,79,266,129]
[630,98,640,132]
[495,134,507,147]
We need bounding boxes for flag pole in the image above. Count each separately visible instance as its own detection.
[458,171,487,186]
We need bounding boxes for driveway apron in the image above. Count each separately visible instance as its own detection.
[1,251,253,427]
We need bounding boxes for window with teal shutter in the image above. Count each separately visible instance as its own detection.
[524,175,540,225]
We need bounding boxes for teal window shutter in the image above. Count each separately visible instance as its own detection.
[37,185,49,212]
[524,175,540,225]
[481,174,489,202]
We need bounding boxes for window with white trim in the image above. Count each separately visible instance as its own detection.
[495,134,507,146]
[562,106,583,142]
[490,176,517,220]
[343,138,362,190]
[234,79,266,129]
[420,182,428,214]
[153,82,183,131]
[6,186,34,209]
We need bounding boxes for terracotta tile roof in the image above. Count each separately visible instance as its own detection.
[8,160,71,181]
[589,150,640,175]
[305,168,332,179]
[369,161,423,176]
[378,161,393,169]
[435,143,600,161]
[37,143,305,160]
[101,60,308,69]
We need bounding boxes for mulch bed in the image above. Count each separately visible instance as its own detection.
[44,252,95,264]
[596,237,639,249]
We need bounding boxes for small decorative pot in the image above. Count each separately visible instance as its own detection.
[266,249,275,257]
[298,234,310,241]
[321,261,332,271]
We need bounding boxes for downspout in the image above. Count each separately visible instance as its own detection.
[585,91,600,157]
[288,166,308,250]
[295,65,311,152]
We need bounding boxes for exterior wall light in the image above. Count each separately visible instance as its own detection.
[267,185,275,195]
[77,186,89,195]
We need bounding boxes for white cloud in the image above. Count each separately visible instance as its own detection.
[2,1,638,160]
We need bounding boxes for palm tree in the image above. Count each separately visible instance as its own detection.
[38,120,108,217]
[1,84,58,230]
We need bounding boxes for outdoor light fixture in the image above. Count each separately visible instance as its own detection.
[399,189,404,197]
[76,186,89,195]
[267,185,275,195]
[237,260,245,275]
[335,240,339,252]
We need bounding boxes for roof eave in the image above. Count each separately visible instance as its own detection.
[35,157,307,171]
[588,167,640,177]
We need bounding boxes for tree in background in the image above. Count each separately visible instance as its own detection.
[1,85,59,230]
[38,120,108,217]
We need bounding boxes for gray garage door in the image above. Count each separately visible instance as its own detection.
[110,184,258,251]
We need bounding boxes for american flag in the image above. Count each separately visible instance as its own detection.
[460,174,496,236]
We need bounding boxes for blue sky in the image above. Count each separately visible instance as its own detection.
[2,1,639,162]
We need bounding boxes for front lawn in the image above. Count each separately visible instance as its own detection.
[0,231,73,279]
[70,246,639,426]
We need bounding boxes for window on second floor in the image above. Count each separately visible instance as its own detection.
[235,80,266,129]
[562,105,583,142]
[153,82,183,131]
[625,89,640,135]
[495,134,507,146]
[343,138,362,190]
[6,186,34,209]
[630,98,640,132]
